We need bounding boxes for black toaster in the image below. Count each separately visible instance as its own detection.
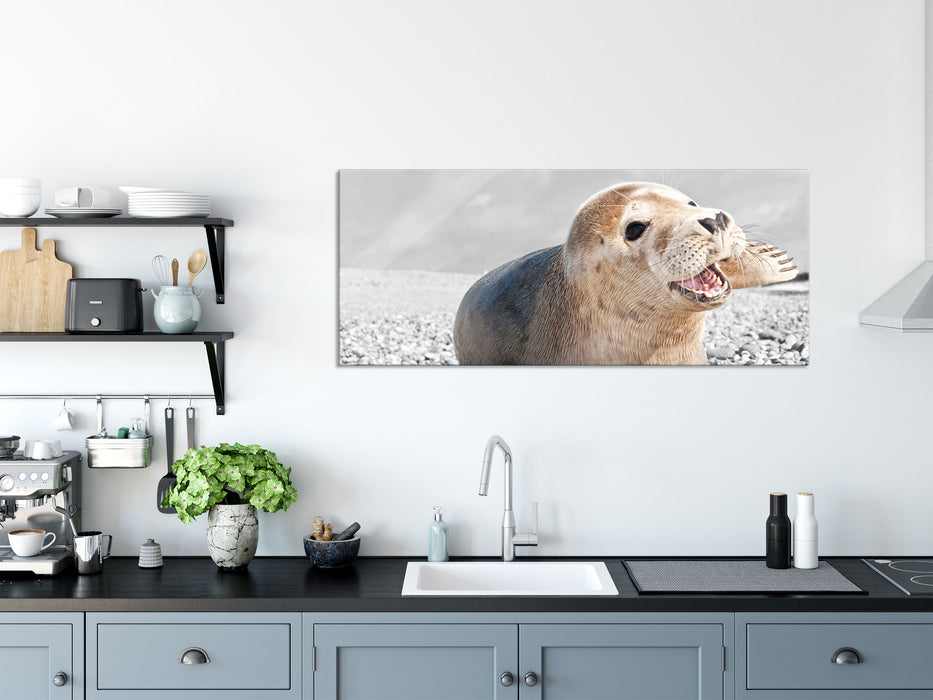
[65,278,143,333]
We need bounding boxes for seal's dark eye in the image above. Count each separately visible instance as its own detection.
[625,221,648,241]
[688,201,698,207]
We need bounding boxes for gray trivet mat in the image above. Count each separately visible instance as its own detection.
[624,560,862,593]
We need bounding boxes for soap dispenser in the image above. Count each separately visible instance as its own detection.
[428,506,449,562]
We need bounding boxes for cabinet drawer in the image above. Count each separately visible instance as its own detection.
[746,623,933,690]
[97,622,292,690]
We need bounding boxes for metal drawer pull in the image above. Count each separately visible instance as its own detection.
[179,647,211,664]
[832,647,863,664]
[500,672,514,686]
[524,671,538,686]
[52,672,68,687]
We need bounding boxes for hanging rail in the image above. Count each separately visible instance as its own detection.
[0,394,216,401]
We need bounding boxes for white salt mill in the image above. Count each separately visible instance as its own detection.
[793,492,818,569]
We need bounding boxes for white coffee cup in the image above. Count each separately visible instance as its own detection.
[23,440,52,460]
[55,406,76,431]
[8,529,57,557]
[54,186,110,208]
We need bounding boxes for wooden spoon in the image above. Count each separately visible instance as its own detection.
[186,248,207,286]
[171,258,179,286]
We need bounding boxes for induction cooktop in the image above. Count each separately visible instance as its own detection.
[862,558,933,595]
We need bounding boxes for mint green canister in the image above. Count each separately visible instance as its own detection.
[151,286,201,334]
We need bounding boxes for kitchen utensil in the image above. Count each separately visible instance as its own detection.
[54,186,110,208]
[8,529,56,557]
[0,178,41,216]
[303,535,361,568]
[74,530,112,574]
[0,435,19,458]
[152,255,170,286]
[186,248,207,286]
[23,440,61,460]
[54,399,76,431]
[126,190,211,218]
[0,228,73,332]
[157,406,177,513]
[186,405,197,452]
[151,285,201,334]
[86,396,153,468]
[138,538,163,568]
[65,278,143,333]
[44,208,121,218]
[171,258,179,286]
[335,522,361,541]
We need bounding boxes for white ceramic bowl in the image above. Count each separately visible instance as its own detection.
[0,178,40,187]
[0,193,41,216]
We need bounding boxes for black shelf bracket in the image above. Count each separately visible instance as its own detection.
[204,338,226,415]
[204,224,226,304]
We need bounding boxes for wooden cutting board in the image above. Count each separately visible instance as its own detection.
[0,228,73,332]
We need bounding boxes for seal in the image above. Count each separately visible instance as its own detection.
[453,182,797,365]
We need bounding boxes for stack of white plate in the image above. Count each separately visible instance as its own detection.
[122,188,211,218]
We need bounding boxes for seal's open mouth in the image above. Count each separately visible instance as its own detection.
[670,264,730,303]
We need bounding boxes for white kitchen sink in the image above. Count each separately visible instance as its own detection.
[401,560,619,596]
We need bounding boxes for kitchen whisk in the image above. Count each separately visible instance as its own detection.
[152,254,170,286]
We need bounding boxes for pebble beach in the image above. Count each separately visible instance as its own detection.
[339,268,809,366]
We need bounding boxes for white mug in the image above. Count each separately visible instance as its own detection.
[55,406,75,431]
[23,440,52,460]
[54,186,110,208]
[9,529,57,557]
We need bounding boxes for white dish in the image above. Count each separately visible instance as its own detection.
[45,208,121,212]
[130,213,209,219]
[127,190,208,199]
[45,209,122,219]
[129,200,210,206]
[128,203,209,208]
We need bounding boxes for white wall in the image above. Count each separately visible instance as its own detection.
[0,0,930,557]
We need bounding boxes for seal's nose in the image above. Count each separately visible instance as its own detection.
[698,211,729,235]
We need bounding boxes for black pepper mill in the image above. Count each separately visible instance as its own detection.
[766,492,791,569]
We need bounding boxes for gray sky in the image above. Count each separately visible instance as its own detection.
[339,170,809,274]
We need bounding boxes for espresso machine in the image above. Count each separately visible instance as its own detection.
[0,449,81,575]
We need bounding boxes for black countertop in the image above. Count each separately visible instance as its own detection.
[0,557,930,614]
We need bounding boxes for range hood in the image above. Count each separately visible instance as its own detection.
[859,262,933,331]
[859,2,933,332]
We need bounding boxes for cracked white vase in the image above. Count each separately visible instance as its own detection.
[207,503,259,570]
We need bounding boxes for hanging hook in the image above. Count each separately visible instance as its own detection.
[167,396,172,408]
[188,395,193,408]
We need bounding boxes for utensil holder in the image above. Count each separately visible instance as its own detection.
[86,396,153,468]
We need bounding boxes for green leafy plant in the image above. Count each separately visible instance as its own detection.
[162,442,298,524]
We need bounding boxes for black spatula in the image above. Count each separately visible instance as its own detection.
[157,407,176,513]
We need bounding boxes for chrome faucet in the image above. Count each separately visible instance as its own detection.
[478,435,538,562]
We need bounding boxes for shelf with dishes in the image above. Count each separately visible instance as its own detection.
[0,217,231,304]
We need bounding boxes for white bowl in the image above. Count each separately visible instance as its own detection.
[0,193,41,216]
[0,186,41,193]
[0,178,40,187]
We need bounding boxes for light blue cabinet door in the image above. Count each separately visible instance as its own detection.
[0,620,78,699]
[313,624,518,700]
[519,624,724,700]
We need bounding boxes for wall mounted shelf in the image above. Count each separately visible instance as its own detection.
[0,217,232,303]
[0,217,235,413]
[0,332,233,414]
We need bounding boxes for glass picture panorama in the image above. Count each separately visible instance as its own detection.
[339,170,809,367]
